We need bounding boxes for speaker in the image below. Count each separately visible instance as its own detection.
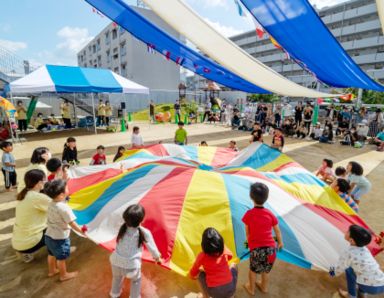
[120,102,126,110]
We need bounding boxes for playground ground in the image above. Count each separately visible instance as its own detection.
[0,123,383,298]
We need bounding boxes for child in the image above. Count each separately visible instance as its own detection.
[46,158,69,181]
[110,205,161,298]
[131,126,144,149]
[242,183,283,295]
[200,141,208,146]
[347,161,371,202]
[44,180,86,281]
[335,166,347,179]
[113,146,126,162]
[271,128,284,151]
[62,137,79,166]
[90,145,106,165]
[316,159,334,182]
[1,141,17,191]
[250,128,263,143]
[174,121,188,145]
[228,140,239,152]
[331,178,359,213]
[189,228,238,298]
[330,225,384,298]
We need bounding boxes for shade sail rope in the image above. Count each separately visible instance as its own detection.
[142,0,340,98]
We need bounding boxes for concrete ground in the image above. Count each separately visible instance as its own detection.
[0,123,383,298]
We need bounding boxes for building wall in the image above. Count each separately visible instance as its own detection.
[77,7,180,91]
[230,0,384,88]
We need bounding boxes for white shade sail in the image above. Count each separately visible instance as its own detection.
[142,0,340,98]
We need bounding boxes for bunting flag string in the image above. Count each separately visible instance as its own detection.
[92,7,104,17]
[147,43,156,54]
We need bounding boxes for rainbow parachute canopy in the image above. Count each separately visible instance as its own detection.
[68,143,380,276]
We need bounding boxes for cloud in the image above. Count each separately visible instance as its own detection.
[56,26,93,53]
[309,0,346,8]
[204,18,242,37]
[0,39,27,51]
[186,0,228,9]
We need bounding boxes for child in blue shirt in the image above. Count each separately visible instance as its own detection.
[346,161,371,203]
[1,141,17,192]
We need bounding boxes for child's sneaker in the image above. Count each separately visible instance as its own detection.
[21,253,34,263]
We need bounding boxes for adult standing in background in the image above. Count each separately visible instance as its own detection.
[327,104,335,123]
[174,100,181,121]
[97,100,106,127]
[303,102,313,135]
[16,101,28,132]
[61,99,71,129]
[149,100,155,123]
[295,101,303,126]
[105,101,112,127]
[202,101,212,123]
[368,108,384,138]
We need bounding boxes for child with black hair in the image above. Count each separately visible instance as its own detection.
[44,179,86,281]
[331,178,359,213]
[113,146,126,163]
[228,140,239,152]
[62,137,79,166]
[110,204,161,298]
[271,128,284,151]
[200,141,208,147]
[316,159,334,183]
[330,225,384,298]
[131,126,144,149]
[347,161,371,202]
[242,183,283,295]
[175,122,188,145]
[1,141,17,191]
[90,145,106,165]
[335,166,347,180]
[189,228,237,298]
[46,158,69,181]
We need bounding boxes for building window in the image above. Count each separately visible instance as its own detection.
[112,29,117,39]
[88,45,92,52]
[89,60,92,66]
[105,31,110,45]
[119,26,125,35]
[97,55,101,67]
[92,44,96,53]
[114,67,119,73]
[106,50,111,63]
[113,47,119,60]
[121,63,127,77]
[84,63,87,67]
[120,42,126,57]
[96,39,101,52]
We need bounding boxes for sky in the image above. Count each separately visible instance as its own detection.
[0,0,346,68]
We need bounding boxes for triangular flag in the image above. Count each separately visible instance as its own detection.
[162,50,171,60]
[252,18,265,39]
[234,0,247,17]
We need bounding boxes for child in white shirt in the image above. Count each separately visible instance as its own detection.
[131,126,144,149]
[44,180,86,281]
[330,225,384,298]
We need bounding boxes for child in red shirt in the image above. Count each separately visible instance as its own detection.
[46,158,69,181]
[90,145,106,165]
[271,127,285,151]
[242,182,283,295]
[189,228,238,298]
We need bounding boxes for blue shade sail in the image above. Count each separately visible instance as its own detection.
[240,0,384,91]
[85,0,269,94]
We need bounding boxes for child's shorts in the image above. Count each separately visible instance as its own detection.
[351,187,370,201]
[45,235,71,260]
[198,267,238,298]
[250,246,276,274]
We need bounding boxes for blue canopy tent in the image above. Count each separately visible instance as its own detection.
[8,65,149,134]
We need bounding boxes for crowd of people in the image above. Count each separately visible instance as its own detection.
[1,103,384,297]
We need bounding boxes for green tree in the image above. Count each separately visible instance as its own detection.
[249,94,280,103]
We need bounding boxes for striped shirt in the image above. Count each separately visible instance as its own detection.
[339,192,359,213]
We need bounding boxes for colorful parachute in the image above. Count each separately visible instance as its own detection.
[68,143,380,276]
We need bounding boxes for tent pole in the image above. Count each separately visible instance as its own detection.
[73,93,77,128]
[91,93,97,134]
[9,91,16,143]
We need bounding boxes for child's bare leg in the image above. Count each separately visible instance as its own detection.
[47,255,59,277]
[57,260,78,281]
[243,270,256,295]
[256,272,269,293]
